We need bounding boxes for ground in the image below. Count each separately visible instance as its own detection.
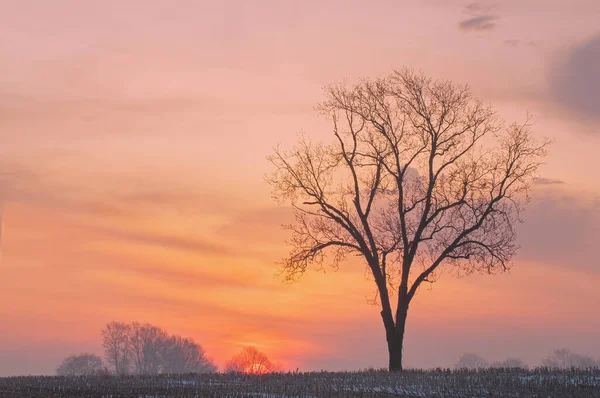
[1,368,599,397]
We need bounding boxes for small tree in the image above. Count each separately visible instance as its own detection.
[56,353,104,376]
[268,68,549,371]
[543,349,597,369]
[225,347,278,374]
[456,353,489,369]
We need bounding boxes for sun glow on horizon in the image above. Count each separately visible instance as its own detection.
[243,362,270,375]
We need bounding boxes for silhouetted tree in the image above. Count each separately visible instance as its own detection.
[56,353,105,376]
[455,353,489,369]
[129,323,168,375]
[101,321,217,375]
[101,321,131,375]
[161,335,217,374]
[268,68,549,371]
[542,348,597,369]
[225,347,277,374]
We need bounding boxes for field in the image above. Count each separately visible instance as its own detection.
[1,368,599,398]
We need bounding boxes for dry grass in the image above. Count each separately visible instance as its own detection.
[1,368,599,397]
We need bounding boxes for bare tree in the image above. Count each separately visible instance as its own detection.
[455,353,489,369]
[267,69,550,371]
[56,353,105,376]
[101,322,131,375]
[101,321,217,375]
[129,323,168,375]
[542,348,597,369]
[225,347,278,374]
[566,352,596,369]
[161,335,217,374]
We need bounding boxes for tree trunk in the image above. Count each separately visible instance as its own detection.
[388,302,409,372]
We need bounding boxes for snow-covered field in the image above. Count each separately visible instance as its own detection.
[1,368,599,397]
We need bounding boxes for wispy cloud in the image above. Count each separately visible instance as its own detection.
[93,260,270,293]
[464,2,485,14]
[517,191,600,273]
[80,224,237,256]
[458,2,498,32]
[0,174,129,220]
[459,15,498,31]
[532,177,564,185]
[504,39,520,47]
[548,33,600,125]
[218,206,294,243]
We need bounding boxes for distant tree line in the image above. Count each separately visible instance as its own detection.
[455,349,600,370]
[56,325,598,376]
[55,322,216,376]
[541,349,599,369]
[100,321,217,375]
[56,322,280,376]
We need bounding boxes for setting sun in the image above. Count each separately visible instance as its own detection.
[244,363,270,375]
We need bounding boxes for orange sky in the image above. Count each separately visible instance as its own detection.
[1,0,599,376]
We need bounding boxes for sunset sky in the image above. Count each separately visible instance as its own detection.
[1,0,599,376]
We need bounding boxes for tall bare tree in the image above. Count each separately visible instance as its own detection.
[268,69,549,371]
[101,322,131,375]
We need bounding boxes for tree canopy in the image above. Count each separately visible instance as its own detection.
[268,68,549,371]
